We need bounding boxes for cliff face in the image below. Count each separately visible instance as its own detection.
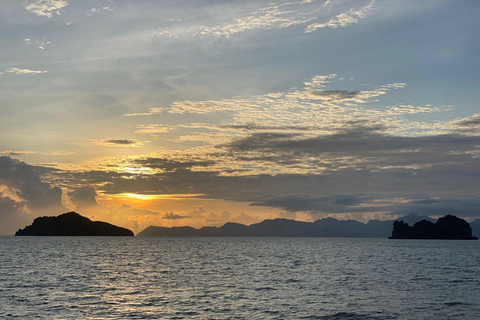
[389,215,478,240]
[15,212,134,236]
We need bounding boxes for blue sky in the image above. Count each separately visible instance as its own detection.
[0,0,479,234]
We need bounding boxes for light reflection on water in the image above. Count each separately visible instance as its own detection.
[1,237,479,319]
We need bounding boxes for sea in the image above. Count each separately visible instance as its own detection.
[1,237,479,319]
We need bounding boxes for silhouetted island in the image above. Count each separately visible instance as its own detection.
[15,212,134,236]
[389,215,478,240]
[137,213,434,237]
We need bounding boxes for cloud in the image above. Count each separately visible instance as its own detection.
[224,125,480,174]
[90,4,116,14]
[68,186,98,209]
[192,1,315,38]
[5,68,48,75]
[23,0,69,18]
[125,75,421,140]
[387,198,480,218]
[454,114,480,133]
[49,113,480,218]
[0,192,30,235]
[25,38,52,50]
[20,72,480,222]
[1,150,75,156]
[133,158,214,172]
[153,0,377,40]
[135,124,173,136]
[90,139,148,148]
[0,157,65,211]
[1,151,37,156]
[251,194,369,213]
[124,108,163,117]
[305,0,375,32]
[163,212,189,220]
[310,90,359,101]
[0,157,66,234]
[278,211,297,219]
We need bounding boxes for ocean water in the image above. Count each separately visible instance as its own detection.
[1,237,479,319]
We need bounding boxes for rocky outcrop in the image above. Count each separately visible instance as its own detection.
[389,215,478,240]
[15,212,134,236]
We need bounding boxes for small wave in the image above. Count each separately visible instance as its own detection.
[302,312,390,320]
[444,302,471,306]
[254,286,278,291]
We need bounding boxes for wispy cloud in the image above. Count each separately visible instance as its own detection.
[135,124,173,136]
[90,2,117,14]
[24,38,52,50]
[1,150,75,156]
[153,0,376,40]
[23,0,69,18]
[5,68,48,75]
[1,151,37,156]
[125,74,438,139]
[305,0,375,32]
[192,1,315,38]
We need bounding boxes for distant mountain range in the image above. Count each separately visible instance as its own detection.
[137,213,451,237]
[471,219,480,238]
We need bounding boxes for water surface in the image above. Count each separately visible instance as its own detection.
[1,237,479,319]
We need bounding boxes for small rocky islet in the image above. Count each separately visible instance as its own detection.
[389,215,478,240]
[15,212,134,236]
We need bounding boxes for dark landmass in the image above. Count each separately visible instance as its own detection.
[389,215,478,240]
[137,213,431,237]
[15,212,134,236]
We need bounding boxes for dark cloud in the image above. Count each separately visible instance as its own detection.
[163,212,190,220]
[221,124,314,131]
[225,126,480,172]
[310,90,359,101]
[47,124,480,218]
[0,157,66,234]
[56,158,480,217]
[227,128,479,155]
[0,156,65,211]
[455,114,480,127]
[105,139,138,145]
[68,186,99,209]
[0,193,30,235]
[133,158,214,171]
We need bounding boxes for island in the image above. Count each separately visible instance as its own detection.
[15,212,134,236]
[389,215,478,240]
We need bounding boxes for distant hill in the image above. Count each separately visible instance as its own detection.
[470,219,480,238]
[390,215,478,240]
[137,213,433,237]
[15,212,134,236]
[398,213,436,226]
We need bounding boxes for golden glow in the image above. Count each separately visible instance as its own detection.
[110,193,205,201]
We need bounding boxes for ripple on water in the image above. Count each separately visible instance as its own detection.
[0,237,479,319]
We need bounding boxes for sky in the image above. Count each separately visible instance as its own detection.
[1,0,480,234]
